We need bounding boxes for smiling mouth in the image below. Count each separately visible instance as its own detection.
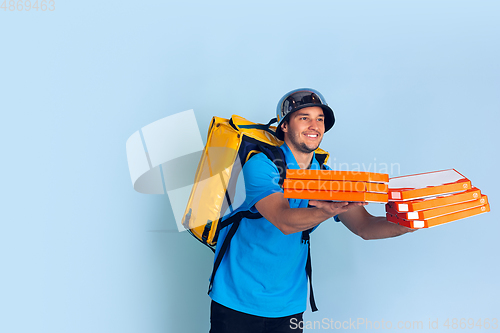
[304,133,319,139]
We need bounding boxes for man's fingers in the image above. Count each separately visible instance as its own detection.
[332,201,350,208]
[309,200,350,207]
[309,200,367,210]
[344,201,368,206]
[309,200,360,216]
[309,200,347,207]
[308,200,319,207]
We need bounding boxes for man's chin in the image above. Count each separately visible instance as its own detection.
[299,143,320,153]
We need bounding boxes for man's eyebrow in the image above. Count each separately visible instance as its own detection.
[295,112,324,117]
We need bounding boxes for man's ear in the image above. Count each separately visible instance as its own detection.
[281,120,288,134]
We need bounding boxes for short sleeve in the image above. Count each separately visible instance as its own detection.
[242,153,283,213]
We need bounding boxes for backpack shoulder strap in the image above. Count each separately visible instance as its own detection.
[259,144,286,187]
[208,210,262,293]
[208,142,286,295]
[301,155,327,312]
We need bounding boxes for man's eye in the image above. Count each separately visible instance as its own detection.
[318,118,324,122]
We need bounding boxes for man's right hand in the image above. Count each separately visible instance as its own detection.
[308,200,367,217]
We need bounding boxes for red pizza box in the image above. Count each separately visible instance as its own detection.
[387,203,490,228]
[387,195,488,220]
[386,187,482,212]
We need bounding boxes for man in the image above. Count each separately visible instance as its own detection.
[209,88,413,333]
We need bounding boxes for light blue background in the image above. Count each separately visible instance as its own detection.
[1,0,499,332]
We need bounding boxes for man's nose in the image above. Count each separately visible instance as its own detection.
[309,120,320,130]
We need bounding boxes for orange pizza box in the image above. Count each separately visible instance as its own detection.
[387,195,488,220]
[286,169,389,183]
[283,179,388,193]
[386,187,482,212]
[386,203,490,229]
[366,182,389,193]
[284,188,388,203]
[388,169,472,201]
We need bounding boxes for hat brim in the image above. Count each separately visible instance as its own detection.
[275,104,335,141]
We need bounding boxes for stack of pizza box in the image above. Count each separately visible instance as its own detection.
[283,169,389,203]
[386,169,490,229]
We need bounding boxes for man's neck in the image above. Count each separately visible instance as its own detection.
[284,141,314,169]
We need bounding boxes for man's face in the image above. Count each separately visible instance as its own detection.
[281,106,325,154]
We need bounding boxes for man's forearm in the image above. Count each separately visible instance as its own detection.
[359,215,415,240]
[276,207,332,235]
[255,193,356,235]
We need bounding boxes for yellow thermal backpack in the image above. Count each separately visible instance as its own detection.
[181,115,329,250]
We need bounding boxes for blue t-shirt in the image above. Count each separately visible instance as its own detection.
[209,143,336,317]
